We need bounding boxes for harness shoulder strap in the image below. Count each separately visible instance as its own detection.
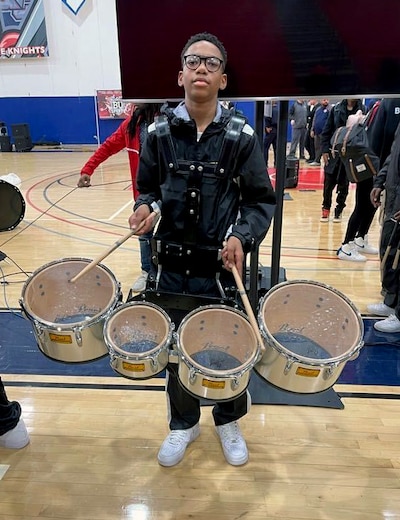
[154,115,179,172]
[215,115,246,177]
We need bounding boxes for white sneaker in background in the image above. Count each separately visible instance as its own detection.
[131,271,148,292]
[0,419,30,449]
[354,236,379,255]
[366,302,395,317]
[157,424,200,467]
[337,242,367,262]
[216,421,248,466]
[374,314,400,333]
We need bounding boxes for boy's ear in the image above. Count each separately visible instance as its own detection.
[219,74,227,91]
[178,71,184,87]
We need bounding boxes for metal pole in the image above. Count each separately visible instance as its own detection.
[270,100,288,287]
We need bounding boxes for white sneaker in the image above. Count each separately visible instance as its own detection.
[337,242,367,262]
[354,236,379,255]
[131,271,148,292]
[157,423,200,467]
[374,314,400,333]
[367,302,395,317]
[0,419,30,449]
[216,421,248,466]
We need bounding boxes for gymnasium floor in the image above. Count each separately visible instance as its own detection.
[0,150,399,520]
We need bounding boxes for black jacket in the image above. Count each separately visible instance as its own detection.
[373,122,400,222]
[320,99,366,153]
[135,102,276,252]
[367,98,400,168]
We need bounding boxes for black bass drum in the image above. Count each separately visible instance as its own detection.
[0,180,25,231]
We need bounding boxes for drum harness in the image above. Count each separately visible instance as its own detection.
[151,113,246,294]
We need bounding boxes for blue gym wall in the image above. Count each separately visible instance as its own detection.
[0,98,256,145]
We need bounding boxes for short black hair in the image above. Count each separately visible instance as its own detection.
[181,32,227,69]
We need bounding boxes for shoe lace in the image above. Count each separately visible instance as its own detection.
[219,422,241,443]
[387,314,399,323]
[167,430,190,446]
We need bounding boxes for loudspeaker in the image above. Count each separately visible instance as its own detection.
[0,136,12,152]
[285,157,299,188]
[11,124,33,152]
[0,122,7,136]
[14,137,33,152]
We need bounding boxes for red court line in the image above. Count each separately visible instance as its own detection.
[25,173,126,238]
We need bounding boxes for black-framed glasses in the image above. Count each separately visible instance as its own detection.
[183,54,224,73]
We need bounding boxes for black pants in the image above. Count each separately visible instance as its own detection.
[305,131,315,161]
[0,377,21,436]
[343,177,377,244]
[380,219,400,312]
[154,269,250,430]
[322,168,349,214]
[264,130,277,166]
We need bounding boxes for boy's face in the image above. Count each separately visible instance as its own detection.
[178,40,227,102]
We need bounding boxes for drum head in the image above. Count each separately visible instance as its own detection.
[258,280,363,361]
[0,180,25,231]
[177,305,259,375]
[21,258,120,327]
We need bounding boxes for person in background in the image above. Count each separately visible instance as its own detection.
[305,99,320,163]
[128,32,276,467]
[319,98,366,222]
[0,377,29,449]
[287,99,307,160]
[263,101,278,168]
[77,103,161,292]
[309,99,331,166]
[366,98,400,323]
[367,122,400,332]
[336,110,379,262]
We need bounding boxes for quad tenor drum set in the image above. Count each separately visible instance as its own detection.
[20,256,364,401]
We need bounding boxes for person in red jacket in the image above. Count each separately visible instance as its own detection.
[77,103,161,291]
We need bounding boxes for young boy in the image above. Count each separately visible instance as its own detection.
[128,32,276,467]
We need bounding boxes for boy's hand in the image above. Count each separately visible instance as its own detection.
[222,236,244,276]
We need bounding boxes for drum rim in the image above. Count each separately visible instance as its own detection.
[20,257,121,328]
[104,301,173,358]
[257,279,364,365]
[177,304,260,376]
[0,180,25,231]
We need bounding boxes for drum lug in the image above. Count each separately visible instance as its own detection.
[230,377,240,391]
[150,355,159,372]
[323,363,339,380]
[74,328,83,347]
[189,367,197,384]
[284,358,294,375]
[35,321,44,337]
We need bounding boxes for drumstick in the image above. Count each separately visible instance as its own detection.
[231,264,265,354]
[381,218,398,273]
[70,210,158,283]
[393,248,400,270]
[392,234,400,270]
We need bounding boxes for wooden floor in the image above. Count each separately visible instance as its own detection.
[0,148,399,520]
